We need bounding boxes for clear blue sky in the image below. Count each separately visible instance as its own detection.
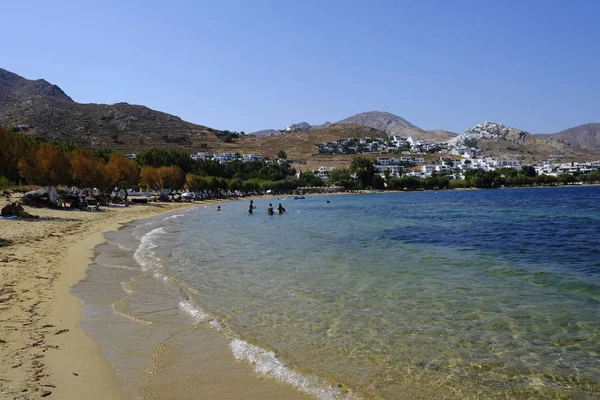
[3,0,599,133]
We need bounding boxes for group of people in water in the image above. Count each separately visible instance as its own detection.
[249,200,286,215]
[215,200,287,215]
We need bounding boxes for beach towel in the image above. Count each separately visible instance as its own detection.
[0,215,18,220]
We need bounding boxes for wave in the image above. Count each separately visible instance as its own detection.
[178,300,209,322]
[106,241,132,251]
[133,227,165,272]
[120,281,135,294]
[111,302,152,325]
[164,214,184,221]
[175,297,357,399]
[230,339,359,400]
[153,272,170,283]
[97,263,139,271]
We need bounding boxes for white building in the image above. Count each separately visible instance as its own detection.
[191,151,211,161]
[243,154,263,162]
[314,166,335,179]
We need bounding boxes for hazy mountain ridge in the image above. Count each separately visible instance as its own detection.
[250,111,457,142]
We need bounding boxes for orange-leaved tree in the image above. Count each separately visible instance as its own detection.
[185,173,204,192]
[139,166,162,189]
[18,143,71,186]
[140,166,184,191]
[102,154,139,191]
[159,166,185,190]
[70,149,108,189]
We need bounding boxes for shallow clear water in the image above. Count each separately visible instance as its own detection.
[80,187,600,399]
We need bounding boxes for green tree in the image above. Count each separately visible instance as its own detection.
[519,165,537,177]
[277,150,288,160]
[349,157,376,189]
[297,172,325,187]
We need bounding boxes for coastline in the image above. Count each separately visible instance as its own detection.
[0,199,209,399]
[1,196,317,400]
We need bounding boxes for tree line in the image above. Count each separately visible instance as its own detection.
[0,128,315,194]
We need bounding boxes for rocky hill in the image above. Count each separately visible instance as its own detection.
[448,121,597,161]
[0,68,217,152]
[0,68,72,103]
[545,123,600,152]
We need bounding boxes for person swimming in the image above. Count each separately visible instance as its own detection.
[277,203,286,214]
[268,203,274,215]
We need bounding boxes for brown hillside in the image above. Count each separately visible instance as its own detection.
[476,133,598,162]
[550,123,600,152]
[203,123,386,161]
[0,68,222,152]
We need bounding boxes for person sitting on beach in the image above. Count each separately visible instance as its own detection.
[277,203,286,214]
[268,203,274,215]
[2,202,39,218]
[80,197,89,211]
[248,200,256,214]
[1,202,16,216]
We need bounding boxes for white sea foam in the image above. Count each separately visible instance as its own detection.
[133,227,165,272]
[98,264,139,271]
[120,281,135,294]
[164,214,184,221]
[178,300,209,322]
[107,241,131,251]
[230,339,359,400]
[209,319,224,331]
[153,272,170,282]
[110,303,152,325]
[132,220,158,240]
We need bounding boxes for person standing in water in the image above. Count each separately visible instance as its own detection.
[248,200,256,214]
[268,203,274,215]
[277,203,286,214]
[217,205,221,211]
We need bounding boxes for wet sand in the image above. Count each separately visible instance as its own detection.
[0,196,311,399]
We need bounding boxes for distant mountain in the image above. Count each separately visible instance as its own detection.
[335,111,458,142]
[249,111,456,142]
[0,68,219,151]
[544,123,600,152]
[250,129,280,137]
[336,111,417,133]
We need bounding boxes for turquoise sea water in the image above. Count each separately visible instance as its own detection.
[82,187,600,399]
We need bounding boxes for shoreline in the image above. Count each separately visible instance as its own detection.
[1,195,319,400]
[0,199,212,399]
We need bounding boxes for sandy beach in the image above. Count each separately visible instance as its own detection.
[0,196,202,399]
